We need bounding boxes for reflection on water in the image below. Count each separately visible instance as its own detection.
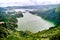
[16,11,55,33]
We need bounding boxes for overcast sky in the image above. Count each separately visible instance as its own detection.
[0,0,60,7]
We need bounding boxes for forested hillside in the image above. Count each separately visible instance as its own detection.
[30,6,60,25]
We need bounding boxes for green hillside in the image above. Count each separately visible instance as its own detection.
[0,6,60,40]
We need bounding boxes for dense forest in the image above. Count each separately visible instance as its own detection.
[0,6,60,40]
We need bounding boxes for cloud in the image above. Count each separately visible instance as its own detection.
[0,0,60,7]
[29,0,60,5]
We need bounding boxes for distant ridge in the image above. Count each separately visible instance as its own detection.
[0,7,7,12]
[5,4,60,9]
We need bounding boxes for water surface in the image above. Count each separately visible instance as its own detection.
[16,10,55,33]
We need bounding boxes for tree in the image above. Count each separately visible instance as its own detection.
[50,33,60,40]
